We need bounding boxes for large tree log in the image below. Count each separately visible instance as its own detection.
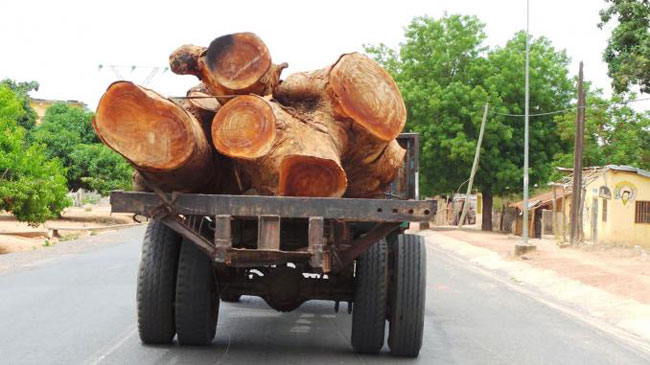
[274,52,407,197]
[212,95,347,197]
[93,81,219,192]
[169,33,287,102]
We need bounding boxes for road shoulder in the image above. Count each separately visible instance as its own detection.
[421,229,650,347]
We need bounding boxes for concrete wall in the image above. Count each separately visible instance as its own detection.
[583,170,650,248]
[29,99,84,125]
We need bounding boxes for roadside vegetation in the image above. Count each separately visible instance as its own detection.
[366,10,650,230]
[0,80,132,225]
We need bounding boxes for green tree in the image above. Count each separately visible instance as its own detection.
[366,15,574,230]
[29,103,99,189]
[0,85,70,224]
[599,0,650,93]
[69,144,132,195]
[0,79,39,130]
[553,92,650,173]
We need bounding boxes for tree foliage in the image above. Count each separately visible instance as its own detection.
[366,15,575,230]
[0,79,39,130]
[29,102,113,191]
[365,15,573,197]
[552,91,650,175]
[599,0,650,93]
[69,144,132,195]
[0,85,70,224]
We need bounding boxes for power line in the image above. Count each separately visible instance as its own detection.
[490,96,650,118]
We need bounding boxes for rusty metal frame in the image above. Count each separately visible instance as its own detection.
[336,222,401,270]
[111,192,435,222]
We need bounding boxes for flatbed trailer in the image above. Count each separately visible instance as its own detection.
[110,133,436,357]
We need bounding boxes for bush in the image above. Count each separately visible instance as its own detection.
[69,144,132,195]
[0,85,70,225]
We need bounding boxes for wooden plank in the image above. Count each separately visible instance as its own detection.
[214,215,231,262]
[257,215,280,250]
[308,217,324,270]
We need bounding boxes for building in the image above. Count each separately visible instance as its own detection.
[511,189,568,238]
[512,165,650,248]
[29,98,85,124]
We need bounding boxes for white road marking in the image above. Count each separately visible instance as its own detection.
[87,324,137,365]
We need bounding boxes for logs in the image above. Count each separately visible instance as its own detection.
[93,81,218,192]
[169,33,287,101]
[212,95,347,197]
[94,32,408,198]
[273,52,407,197]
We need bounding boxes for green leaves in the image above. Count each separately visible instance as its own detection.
[600,0,650,93]
[0,79,39,130]
[69,144,132,195]
[0,85,70,225]
[1,82,133,224]
[552,90,650,178]
[29,102,129,191]
[365,15,573,197]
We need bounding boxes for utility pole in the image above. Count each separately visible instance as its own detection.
[458,103,489,228]
[570,62,585,244]
[516,0,535,255]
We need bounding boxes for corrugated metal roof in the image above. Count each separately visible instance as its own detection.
[605,165,650,178]
[511,190,568,211]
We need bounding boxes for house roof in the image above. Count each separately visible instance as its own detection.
[511,189,568,211]
[555,165,650,178]
[605,165,650,178]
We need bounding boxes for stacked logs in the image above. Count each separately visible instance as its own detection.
[93,32,407,198]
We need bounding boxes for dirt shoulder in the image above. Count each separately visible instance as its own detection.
[435,228,650,304]
[421,227,650,342]
[0,206,137,255]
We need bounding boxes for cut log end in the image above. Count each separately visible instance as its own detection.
[94,81,194,170]
[278,155,347,197]
[329,53,406,141]
[212,95,276,159]
[205,32,271,91]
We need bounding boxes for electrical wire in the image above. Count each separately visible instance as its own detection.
[489,96,650,118]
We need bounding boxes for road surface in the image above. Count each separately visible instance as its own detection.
[1,227,649,364]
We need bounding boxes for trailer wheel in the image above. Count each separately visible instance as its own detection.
[175,239,219,346]
[351,239,388,354]
[388,234,426,357]
[136,219,181,344]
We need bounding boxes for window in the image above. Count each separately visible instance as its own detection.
[636,201,650,224]
[602,199,607,222]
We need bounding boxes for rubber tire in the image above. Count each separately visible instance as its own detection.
[175,239,219,346]
[388,234,426,357]
[137,219,181,344]
[351,239,388,354]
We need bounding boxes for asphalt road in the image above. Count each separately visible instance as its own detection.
[1,227,649,364]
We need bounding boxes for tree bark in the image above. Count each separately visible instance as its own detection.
[169,33,287,102]
[481,190,493,231]
[274,52,407,197]
[94,81,220,192]
[212,95,347,197]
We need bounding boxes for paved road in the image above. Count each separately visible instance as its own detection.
[1,227,649,364]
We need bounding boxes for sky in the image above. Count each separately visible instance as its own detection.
[2,0,647,111]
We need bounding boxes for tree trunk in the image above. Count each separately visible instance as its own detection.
[212,95,347,197]
[274,52,407,197]
[481,190,493,231]
[169,33,287,102]
[93,81,220,192]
